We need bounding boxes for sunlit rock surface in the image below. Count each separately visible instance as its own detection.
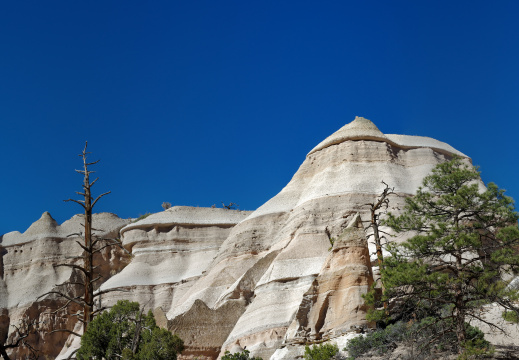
[162,117,470,359]
[98,207,252,317]
[284,213,374,344]
[1,117,474,359]
[0,212,130,359]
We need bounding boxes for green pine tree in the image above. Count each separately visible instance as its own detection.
[367,157,519,357]
[76,300,184,360]
[221,349,263,360]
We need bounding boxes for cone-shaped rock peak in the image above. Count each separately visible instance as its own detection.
[308,116,388,155]
[308,116,467,158]
[24,211,59,236]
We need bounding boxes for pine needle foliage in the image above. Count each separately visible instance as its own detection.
[367,157,519,357]
[345,318,490,359]
[76,300,184,360]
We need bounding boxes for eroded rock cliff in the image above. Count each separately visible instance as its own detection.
[1,117,471,359]
[0,212,130,359]
[159,117,469,359]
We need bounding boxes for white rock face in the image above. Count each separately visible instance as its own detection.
[2,117,476,359]
[161,117,471,359]
[0,212,128,308]
[0,212,130,359]
[99,207,253,316]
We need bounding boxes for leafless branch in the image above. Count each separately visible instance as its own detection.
[92,191,111,208]
[93,288,130,298]
[63,199,86,209]
[54,264,89,276]
[66,348,79,360]
[49,329,82,338]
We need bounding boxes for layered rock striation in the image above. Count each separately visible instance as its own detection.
[1,117,472,359]
[285,213,374,343]
[98,207,252,320]
[0,212,130,359]
[159,117,469,359]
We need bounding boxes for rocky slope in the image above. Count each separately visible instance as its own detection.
[1,117,475,359]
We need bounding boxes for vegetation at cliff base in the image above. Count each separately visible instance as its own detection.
[221,349,263,360]
[304,342,339,360]
[345,318,490,359]
[76,300,184,360]
[135,213,152,221]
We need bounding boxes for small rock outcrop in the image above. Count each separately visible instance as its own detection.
[286,213,373,343]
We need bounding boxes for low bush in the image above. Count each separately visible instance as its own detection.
[502,310,519,323]
[162,202,172,210]
[345,318,491,360]
[345,321,408,359]
[304,342,339,360]
[221,350,262,360]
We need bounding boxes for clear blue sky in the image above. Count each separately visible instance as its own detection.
[1,1,518,235]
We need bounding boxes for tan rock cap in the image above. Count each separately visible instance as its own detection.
[308,116,388,155]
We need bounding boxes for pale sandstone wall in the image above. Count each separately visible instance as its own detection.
[1,117,472,360]
[0,212,130,359]
[284,213,374,344]
[93,207,252,360]
[99,207,252,310]
[162,117,470,359]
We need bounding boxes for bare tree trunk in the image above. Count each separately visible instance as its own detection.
[454,217,466,353]
[83,154,94,332]
[38,142,119,340]
[0,346,11,360]
[371,210,384,268]
[365,181,395,311]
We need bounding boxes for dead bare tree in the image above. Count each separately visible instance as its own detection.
[221,202,239,210]
[37,142,129,345]
[364,181,395,267]
[0,318,40,360]
[363,181,395,312]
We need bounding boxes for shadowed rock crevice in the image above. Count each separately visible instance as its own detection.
[286,213,374,344]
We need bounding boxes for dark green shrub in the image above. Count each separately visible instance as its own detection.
[502,310,519,323]
[221,350,262,360]
[304,342,339,360]
[345,319,492,359]
[345,321,408,359]
[77,300,184,360]
[459,324,493,359]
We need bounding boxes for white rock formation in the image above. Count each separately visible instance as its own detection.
[0,212,130,359]
[2,117,478,359]
[1,212,128,308]
[98,207,253,316]
[161,116,470,359]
